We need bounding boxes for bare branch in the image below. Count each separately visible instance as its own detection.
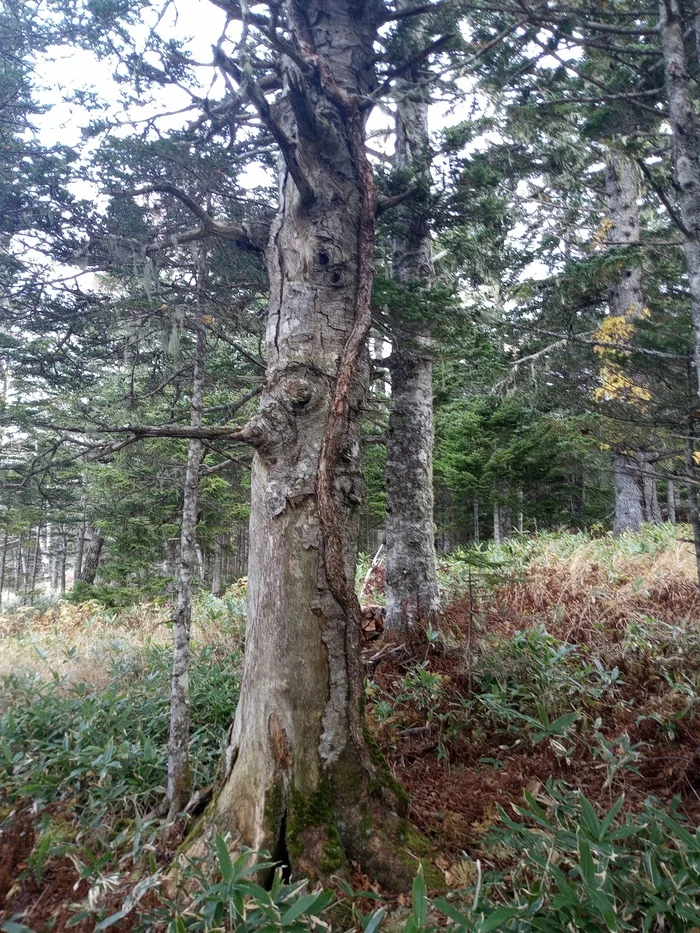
[213,47,316,207]
[109,184,268,252]
[372,34,455,101]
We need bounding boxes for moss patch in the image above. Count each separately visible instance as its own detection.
[286,781,347,876]
[363,720,410,815]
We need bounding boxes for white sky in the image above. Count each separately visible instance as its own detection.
[25,2,583,297]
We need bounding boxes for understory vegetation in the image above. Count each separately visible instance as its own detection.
[1,526,699,931]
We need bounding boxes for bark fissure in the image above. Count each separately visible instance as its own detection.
[190,0,420,888]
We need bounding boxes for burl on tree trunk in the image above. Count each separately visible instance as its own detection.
[186,0,435,889]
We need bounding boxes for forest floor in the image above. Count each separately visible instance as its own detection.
[1,525,699,931]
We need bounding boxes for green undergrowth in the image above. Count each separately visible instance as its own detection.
[62,787,700,932]
[1,527,699,929]
[0,643,240,928]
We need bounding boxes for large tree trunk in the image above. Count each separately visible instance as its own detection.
[194,0,416,888]
[0,529,7,608]
[167,301,206,821]
[613,450,661,534]
[604,155,660,532]
[75,527,104,585]
[384,15,439,632]
[613,453,645,534]
[659,0,700,401]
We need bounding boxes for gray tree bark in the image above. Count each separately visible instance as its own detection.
[667,478,676,522]
[74,520,86,582]
[211,534,223,596]
[604,154,660,532]
[167,294,206,821]
[31,523,41,595]
[685,431,700,586]
[659,0,700,401]
[493,501,511,542]
[517,489,524,533]
[75,527,104,585]
[384,7,440,633]
[194,0,414,887]
[0,529,7,608]
[613,451,661,535]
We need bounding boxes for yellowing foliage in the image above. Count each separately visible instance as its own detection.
[593,362,651,409]
[593,315,635,353]
[593,307,652,406]
[589,217,615,250]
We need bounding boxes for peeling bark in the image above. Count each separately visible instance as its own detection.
[192,0,423,888]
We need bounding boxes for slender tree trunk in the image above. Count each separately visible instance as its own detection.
[640,453,662,522]
[493,502,501,544]
[517,489,524,533]
[500,505,512,540]
[684,429,700,586]
[659,0,700,401]
[48,523,58,593]
[75,520,86,582]
[14,540,22,602]
[604,155,660,531]
[194,2,414,886]
[75,528,104,585]
[211,535,223,596]
[164,538,178,594]
[384,16,439,632]
[0,529,7,608]
[667,478,677,523]
[473,500,479,543]
[58,529,66,595]
[31,523,41,596]
[167,294,206,821]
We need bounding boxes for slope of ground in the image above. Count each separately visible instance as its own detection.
[0,525,699,930]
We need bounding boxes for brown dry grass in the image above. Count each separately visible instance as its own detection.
[481,527,700,645]
[0,592,246,689]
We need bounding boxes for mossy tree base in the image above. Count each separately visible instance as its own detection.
[183,747,442,894]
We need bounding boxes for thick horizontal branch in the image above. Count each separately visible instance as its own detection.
[109,184,268,252]
[36,422,247,441]
[377,187,418,214]
[372,34,455,101]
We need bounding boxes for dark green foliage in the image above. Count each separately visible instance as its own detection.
[0,644,240,819]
